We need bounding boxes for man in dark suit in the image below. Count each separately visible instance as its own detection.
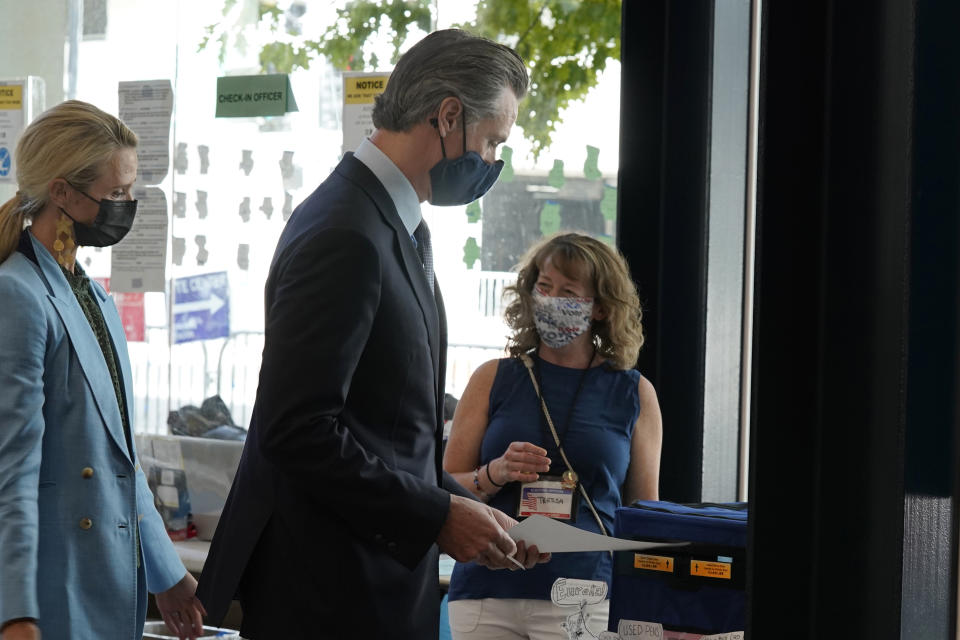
[197,29,543,638]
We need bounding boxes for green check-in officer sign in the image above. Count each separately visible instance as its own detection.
[215,74,298,117]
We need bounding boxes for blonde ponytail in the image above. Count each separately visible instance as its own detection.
[0,196,26,263]
[0,100,137,265]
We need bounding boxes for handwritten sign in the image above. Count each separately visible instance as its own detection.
[551,578,608,606]
[618,619,664,639]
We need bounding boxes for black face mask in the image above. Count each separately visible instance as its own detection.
[59,185,138,247]
[428,115,504,206]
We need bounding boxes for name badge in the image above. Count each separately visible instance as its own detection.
[517,476,578,521]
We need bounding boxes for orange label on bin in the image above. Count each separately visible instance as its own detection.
[690,560,732,579]
[634,554,675,572]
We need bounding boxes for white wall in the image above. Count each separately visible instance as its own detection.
[0,0,67,202]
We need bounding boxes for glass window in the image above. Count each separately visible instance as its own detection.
[14,0,622,433]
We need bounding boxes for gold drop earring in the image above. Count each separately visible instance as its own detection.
[54,213,76,267]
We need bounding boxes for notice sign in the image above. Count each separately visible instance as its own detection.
[173,271,230,343]
[119,80,173,185]
[114,291,146,342]
[0,82,24,183]
[93,277,146,342]
[111,186,167,292]
[342,71,389,154]
[215,74,298,117]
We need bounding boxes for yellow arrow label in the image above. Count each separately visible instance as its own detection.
[690,560,732,579]
[633,554,675,572]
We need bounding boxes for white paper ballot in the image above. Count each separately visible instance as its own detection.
[507,515,686,553]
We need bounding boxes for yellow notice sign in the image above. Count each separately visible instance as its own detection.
[344,75,388,105]
[0,85,22,110]
[634,554,675,573]
[690,560,732,579]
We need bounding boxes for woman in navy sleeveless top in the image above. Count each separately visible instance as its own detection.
[444,233,663,639]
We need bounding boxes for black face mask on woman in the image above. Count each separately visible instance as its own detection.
[59,184,138,247]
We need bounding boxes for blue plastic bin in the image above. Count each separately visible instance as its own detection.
[609,501,748,635]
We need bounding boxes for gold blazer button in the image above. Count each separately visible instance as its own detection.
[79,518,93,530]
[81,467,94,479]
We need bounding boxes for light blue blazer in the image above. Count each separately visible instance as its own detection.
[0,233,186,639]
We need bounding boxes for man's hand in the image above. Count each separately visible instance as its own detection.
[438,495,518,568]
[155,572,207,640]
[0,620,40,640]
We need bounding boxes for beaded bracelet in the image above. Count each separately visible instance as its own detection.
[485,462,505,488]
[473,466,490,499]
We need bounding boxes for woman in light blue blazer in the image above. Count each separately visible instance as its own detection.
[0,101,206,640]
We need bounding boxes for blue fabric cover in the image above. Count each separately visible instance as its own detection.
[609,501,748,634]
[448,356,641,601]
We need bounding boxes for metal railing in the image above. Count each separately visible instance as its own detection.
[130,332,503,434]
[129,272,515,433]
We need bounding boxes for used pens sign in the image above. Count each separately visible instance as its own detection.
[215,74,298,117]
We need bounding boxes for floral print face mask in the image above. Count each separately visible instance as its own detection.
[532,289,594,349]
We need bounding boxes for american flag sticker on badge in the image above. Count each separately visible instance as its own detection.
[519,484,574,519]
[521,492,539,514]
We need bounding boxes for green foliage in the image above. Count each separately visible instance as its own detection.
[468,0,621,157]
[319,1,433,70]
[199,0,620,157]
[259,41,314,71]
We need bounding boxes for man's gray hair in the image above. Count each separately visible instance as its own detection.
[372,29,529,132]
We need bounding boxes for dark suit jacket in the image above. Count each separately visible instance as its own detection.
[197,153,473,638]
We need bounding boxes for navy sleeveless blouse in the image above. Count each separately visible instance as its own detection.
[448,355,642,601]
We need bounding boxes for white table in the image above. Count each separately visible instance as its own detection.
[172,539,210,574]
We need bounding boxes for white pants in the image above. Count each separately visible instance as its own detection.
[448,597,610,640]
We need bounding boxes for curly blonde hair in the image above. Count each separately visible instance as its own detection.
[503,232,645,370]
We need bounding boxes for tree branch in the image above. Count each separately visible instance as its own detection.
[515,3,547,50]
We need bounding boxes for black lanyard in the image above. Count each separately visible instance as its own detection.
[531,347,596,461]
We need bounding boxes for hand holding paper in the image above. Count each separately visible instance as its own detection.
[507,515,686,553]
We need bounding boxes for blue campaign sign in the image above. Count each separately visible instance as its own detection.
[173,271,230,343]
[0,147,10,177]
